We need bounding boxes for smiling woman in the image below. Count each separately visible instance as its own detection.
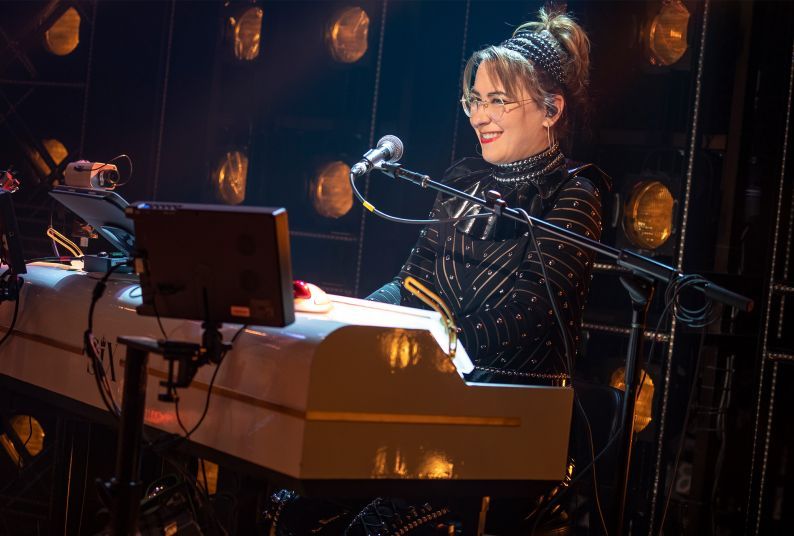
[266,7,612,535]
[367,7,610,389]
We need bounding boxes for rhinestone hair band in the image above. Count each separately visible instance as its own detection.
[500,29,566,87]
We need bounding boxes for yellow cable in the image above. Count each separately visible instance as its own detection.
[46,227,84,257]
[403,276,458,357]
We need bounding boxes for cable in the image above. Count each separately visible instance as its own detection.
[89,154,134,188]
[46,226,84,258]
[350,170,497,225]
[84,262,131,417]
[656,329,707,534]
[0,283,21,350]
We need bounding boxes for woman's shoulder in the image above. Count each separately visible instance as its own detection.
[564,161,612,194]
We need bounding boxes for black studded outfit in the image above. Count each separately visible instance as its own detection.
[367,146,610,385]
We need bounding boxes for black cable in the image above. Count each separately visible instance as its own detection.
[517,207,575,376]
[0,288,21,349]
[84,262,131,416]
[90,154,134,188]
[350,171,496,225]
[657,329,707,535]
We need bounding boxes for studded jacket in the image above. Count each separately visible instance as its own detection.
[366,156,610,385]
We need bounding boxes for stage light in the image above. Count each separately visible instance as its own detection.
[231,6,263,61]
[44,7,81,56]
[0,415,45,466]
[311,161,353,218]
[326,7,370,63]
[215,150,248,205]
[623,180,674,250]
[197,459,219,495]
[610,367,654,432]
[648,0,690,66]
[27,138,68,178]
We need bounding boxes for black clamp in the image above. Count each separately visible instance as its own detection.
[485,190,507,217]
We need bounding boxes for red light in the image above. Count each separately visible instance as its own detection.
[293,280,312,300]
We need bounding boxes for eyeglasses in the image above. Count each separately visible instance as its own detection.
[460,95,534,120]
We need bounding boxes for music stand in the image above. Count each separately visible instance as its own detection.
[49,186,135,256]
[106,202,295,535]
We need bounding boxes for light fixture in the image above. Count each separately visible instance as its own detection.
[230,6,263,61]
[326,7,370,63]
[648,0,690,66]
[196,459,219,495]
[610,367,655,432]
[214,150,248,205]
[623,180,675,250]
[0,415,45,466]
[311,160,354,218]
[44,7,81,56]
[27,138,69,178]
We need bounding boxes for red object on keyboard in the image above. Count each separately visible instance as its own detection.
[293,280,312,300]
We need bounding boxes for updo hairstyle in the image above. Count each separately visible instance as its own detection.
[461,8,591,142]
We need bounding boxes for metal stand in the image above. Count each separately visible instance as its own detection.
[108,336,157,536]
[614,276,655,535]
[105,328,231,535]
[371,162,753,534]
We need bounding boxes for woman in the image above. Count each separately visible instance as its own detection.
[266,9,609,535]
[367,8,608,387]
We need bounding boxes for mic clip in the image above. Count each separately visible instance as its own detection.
[485,190,507,217]
[378,162,430,187]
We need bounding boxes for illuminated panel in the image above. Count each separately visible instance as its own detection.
[45,7,81,56]
[623,180,675,250]
[215,150,248,205]
[231,7,263,61]
[311,161,354,218]
[610,367,655,432]
[648,0,690,66]
[326,7,370,63]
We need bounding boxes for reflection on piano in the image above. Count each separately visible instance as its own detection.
[0,262,573,496]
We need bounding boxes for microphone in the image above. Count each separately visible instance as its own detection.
[351,135,404,176]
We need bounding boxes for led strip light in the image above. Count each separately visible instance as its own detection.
[647,1,711,531]
[746,37,794,535]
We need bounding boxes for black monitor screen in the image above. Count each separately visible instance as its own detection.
[127,201,294,328]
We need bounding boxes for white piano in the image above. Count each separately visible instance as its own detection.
[0,262,573,496]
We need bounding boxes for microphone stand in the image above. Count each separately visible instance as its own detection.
[375,162,753,535]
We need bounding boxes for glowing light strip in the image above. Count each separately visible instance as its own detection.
[353,0,389,297]
[648,2,711,531]
[747,38,794,536]
[581,322,670,342]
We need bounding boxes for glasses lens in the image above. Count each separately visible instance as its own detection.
[460,97,472,117]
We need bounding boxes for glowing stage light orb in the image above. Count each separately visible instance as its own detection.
[624,180,675,250]
[327,7,370,63]
[232,7,263,61]
[648,0,690,66]
[311,161,354,218]
[610,367,655,433]
[215,151,248,205]
[45,7,81,56]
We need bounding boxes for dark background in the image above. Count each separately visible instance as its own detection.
[1,0,793,534]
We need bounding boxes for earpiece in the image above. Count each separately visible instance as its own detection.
[544,96,558,118]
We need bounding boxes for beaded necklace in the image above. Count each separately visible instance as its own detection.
[493,142,564,185]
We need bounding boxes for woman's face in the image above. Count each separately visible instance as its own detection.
[469,63,553,164]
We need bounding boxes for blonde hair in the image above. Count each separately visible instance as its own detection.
[462,7,591,141]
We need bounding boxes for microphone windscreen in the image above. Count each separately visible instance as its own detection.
[377,135,404,162]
